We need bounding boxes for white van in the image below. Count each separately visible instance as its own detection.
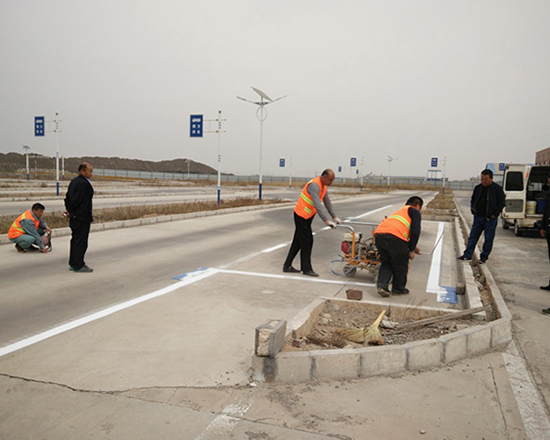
[502,164,550,236]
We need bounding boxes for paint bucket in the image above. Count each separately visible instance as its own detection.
[526,201,536,215]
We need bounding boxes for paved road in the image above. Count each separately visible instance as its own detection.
[2,190,547,439]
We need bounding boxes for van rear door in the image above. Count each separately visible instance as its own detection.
[502,164,527,220]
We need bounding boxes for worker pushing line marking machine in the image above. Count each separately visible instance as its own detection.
[329,221,381,278]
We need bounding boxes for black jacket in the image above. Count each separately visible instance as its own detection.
[65,175,94,222]
[543,194,550,232]
[470,182,505,219]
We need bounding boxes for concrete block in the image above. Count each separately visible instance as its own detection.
[456,282,465,295]
[346,289,363,300]
[439,332,467,363]
[359,345,407,377]
[466,326,492,355]
[141,217,158,225]
[312,348,360,380]
[156,215,172,223]
[406,340,443,370]
[102,221,120,231]
[274,352,313,383]
[287,299,325,340]
[90,223,105,232]
[122,219,142,229]
[255,319,286,357]
[490,318,512,347]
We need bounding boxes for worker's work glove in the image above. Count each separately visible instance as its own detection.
[333,217,342,224]
[326,220,337,229]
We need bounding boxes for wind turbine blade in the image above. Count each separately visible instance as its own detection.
[237,96,257,104]
[271,95,287,103]
[252,87,273,102]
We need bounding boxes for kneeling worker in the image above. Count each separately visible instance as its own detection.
[374,196,423,297]
[8,203,52,253]
[283,169,341,277]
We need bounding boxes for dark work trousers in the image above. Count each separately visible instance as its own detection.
[283,212,314,273]
[463,216,498,260]
[69,218,91,270]
[375,233,409,291]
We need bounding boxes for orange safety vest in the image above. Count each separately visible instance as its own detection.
[375,205,413,242]
[8,210,40,239]
[294,176,328,219]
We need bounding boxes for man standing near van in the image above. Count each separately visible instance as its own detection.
[458,169,505,264]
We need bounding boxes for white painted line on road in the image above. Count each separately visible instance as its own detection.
[194,398,253,440]
[261,243,288,253]
[216,268,375,287]
[426,222,447,296]
[352,205,393,219]
[503,343,550,440]
[0,268,219,358]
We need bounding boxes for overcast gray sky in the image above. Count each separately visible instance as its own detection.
[1,0,549,180]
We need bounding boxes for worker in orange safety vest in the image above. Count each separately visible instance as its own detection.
[374,196,423,297]
[282,169,341,277]
[8,203,52,253]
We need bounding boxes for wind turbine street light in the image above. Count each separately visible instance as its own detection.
[386,155,398,192]
[23,145,30,181]
[237,86,286,200]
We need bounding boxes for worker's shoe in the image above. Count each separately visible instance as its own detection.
[540,285,550,291]
[74,265,93,273]
[377,286,391,297]
[479,257,487,264]
[542,308,550,316]
[283,266,300,273]
[457,255,471,261]
[69,266,75,271]
[392,288,410,295]
[302,270,319,277]
[14,243,26,253]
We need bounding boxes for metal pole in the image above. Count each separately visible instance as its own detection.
[217,110,221,204]
[187,160,190,179]
[257,103,266,200]
[289,157,292,189]
[55,112,60,196]
[442,156,446,194]
[26,153,29,180]
[62,156,65,181]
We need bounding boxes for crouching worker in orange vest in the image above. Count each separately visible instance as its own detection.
[8,203,52,253]
[374,196,423,297]
[283,169,342,277]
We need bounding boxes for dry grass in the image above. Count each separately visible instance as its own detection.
[0,197,285,234]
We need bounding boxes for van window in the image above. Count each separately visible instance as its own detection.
[505,172,524,191]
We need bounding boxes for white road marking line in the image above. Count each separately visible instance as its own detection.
[194,399,253,440]
[426,222,447,295]
[503,343,550,440]
[261,243,288,253]
[0,268,219,358]
[351,205,393,219]
[216,268,375,287]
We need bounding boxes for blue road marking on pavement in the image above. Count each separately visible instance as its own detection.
[172,267,209,280]
[437,286,458,304]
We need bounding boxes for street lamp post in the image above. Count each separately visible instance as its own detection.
[22,145,30,180]
[53,112,62,196]
[237,87,286,200]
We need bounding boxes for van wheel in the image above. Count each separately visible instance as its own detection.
[502,219,509,230]
[514,221,523,237]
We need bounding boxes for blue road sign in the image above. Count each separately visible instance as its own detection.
[34,116,45,136]
[431,157,438,167]
[350,157,356,167]
[279,158,285,167]
[338,166,342,172]
[499,163,505,171]
[356,169,359,174]
[190,115,203,137]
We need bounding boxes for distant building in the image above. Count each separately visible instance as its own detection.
[536,147,550,165]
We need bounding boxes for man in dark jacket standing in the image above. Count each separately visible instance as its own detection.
[458,169,505,264]
[64,162,94,273]
[540,178,550,297]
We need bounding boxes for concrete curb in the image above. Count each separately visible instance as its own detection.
[0,202,294,245]
[252,202,513,383]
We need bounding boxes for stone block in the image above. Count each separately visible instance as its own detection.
[466,326,492,355]
[359,345,407,377]
[255,319,286,358]
[312,348,360,380]
[439,332,467,363]
[490,318,512,347]
[346,289,363,300]
[406,340,443,370]
[274,352,313,383]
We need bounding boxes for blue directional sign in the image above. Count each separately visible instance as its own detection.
[356,169,359,174]
[350,157,357,167]
[338,166,342,172]
[190,115,203,137]
[431,157,438,167]
[279,158,285,167]
[34,116,45,136]
[499,163,505,171]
